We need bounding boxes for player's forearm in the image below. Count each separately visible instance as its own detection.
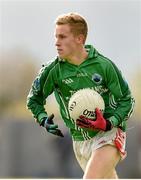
[27,94,48,123]
[108,92,135,127]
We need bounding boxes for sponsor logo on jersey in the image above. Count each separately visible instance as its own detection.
[69,90,77,96]
[94,86,108,94]
[92,73,102,84]
[69,86,108,100]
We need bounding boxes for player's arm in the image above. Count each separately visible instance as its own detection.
[26,60,64,137]
[104,60,135,128]
[27,64,52,122]
[77,60,135,131]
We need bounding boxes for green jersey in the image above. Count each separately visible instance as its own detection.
[27,45,135,141]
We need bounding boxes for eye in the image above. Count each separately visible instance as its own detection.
[55,34,67,41]
[59,35,67,39]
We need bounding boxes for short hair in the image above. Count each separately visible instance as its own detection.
[55,12,88,43]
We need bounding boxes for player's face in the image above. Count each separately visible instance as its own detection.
[55,24,80,59]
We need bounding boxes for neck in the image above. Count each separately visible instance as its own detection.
[66,46,88,65]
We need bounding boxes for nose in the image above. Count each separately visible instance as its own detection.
[55,38,61,47]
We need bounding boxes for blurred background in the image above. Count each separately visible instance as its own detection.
[0,0,141,178]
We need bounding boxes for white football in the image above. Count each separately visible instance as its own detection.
[68,88,105,121]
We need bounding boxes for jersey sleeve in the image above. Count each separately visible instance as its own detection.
[26,60,57,124]
[105,60,135,127]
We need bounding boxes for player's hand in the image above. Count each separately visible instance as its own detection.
[40,114,64,137]
[76,108,112,131]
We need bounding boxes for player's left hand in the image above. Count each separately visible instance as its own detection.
[76,108,112,131]
[40,114,64,137]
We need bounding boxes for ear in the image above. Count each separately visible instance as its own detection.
[76,34,85,44]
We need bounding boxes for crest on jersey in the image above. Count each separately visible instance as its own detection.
[32,77,41,95]
[92,73,103,84]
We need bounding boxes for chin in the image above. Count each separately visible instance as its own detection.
[58,54,66,59]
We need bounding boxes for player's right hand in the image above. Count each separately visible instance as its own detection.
[40,114,64,137]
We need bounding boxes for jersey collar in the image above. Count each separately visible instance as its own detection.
[57,44,98,62]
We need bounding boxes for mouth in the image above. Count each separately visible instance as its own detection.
[57,49,63,52]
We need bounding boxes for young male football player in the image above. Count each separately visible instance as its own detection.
[27,13,135,178]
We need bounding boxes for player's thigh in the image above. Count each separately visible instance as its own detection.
[83,144,120,179]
